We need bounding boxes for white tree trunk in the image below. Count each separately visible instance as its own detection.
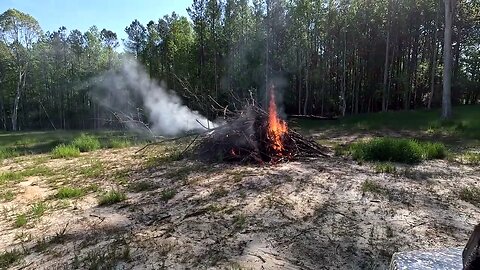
[442,0,456,119]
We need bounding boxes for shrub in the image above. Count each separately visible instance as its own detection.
[55,187,85,199]
[422,142,447,159]
[350,137,446,164]
[98,190,127,206]
[51,144,80,159]
[72,134,101,152]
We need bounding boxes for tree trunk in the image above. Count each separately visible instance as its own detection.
[341,30,347,116]
[442,0,455,119]
[12,70,25,131]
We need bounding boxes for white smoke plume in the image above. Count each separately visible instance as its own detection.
[95,59,215,136]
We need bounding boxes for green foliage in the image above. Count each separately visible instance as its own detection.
[14,214,27,228]
[72,134,101,152]
[160,189,177,201]
[98,190,127,206]
[459,187,480,207]
[374,163,396,174]
[350,138,446,164]
[0,249,23,269]
[51,144,80,159]
[55,187,85,199]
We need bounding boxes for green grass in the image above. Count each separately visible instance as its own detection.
[460,152,480,165]
[374,163,396,174]
[0,166,54,185]
[160,188,177,201]
[51,144,80,159]
[128,181,157,192]
[14,214,27,228]
[459,187,480,207]
[0,147,18,160]
[295,105,480,139]
[361,180,387,195]
[31,202,47,217]
[349,138,446,164]
[98,190,127,206]
[72,134,101,152]
[107,138,132,149]
[0,249,23,269]
[80,160,104,178]
[0,190,15,202]
[55,187,85,199]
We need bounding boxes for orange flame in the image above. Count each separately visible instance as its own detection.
[267,86,287,153]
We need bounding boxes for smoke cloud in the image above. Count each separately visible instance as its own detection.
[94,59,215,136]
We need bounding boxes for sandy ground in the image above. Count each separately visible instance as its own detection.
[0,133,479,270]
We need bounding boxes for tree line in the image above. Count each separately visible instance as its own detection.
[0,0,478,131]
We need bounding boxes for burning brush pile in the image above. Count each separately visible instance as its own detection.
[190,88,328,163]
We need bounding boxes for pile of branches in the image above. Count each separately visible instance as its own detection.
[190,105,328,163]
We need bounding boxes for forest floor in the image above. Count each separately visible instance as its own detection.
[1,108,480,270]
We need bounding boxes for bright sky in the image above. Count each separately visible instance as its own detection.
[0,0,192,47]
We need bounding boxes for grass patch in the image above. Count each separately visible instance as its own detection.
[160,188,177,201]
[361,180,386,195]
[374,163,396,174]
[72,134,101,152]
[55,187,85,199]
[51,144,80,159]
[14,214,27,228]
[350,138,446,164]
[31,202,47,217]
[295,105,480,139]
[460,152,480,165]
[0,165,54,185]
[145,151,184,168]
[0,190,15,202]
[0,249,23,269]
[80,160,104,178]
[128,181,157,192]
[107,138,131,149]
[459,187,480,207]
[0,147,18,160]
[232,214,247,230]
[98,190,127,206]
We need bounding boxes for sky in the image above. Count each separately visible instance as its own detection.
[0,0,192,48]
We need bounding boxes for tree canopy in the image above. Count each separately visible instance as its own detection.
[0,0,479,131]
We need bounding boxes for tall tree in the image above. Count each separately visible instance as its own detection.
[442,0,456,119]
[0,9,41,130]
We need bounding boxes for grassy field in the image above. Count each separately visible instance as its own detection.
[295,105,480,140]
[0,107,479,269]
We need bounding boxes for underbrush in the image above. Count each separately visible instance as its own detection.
[51,144,80,159]
[350,137,446,164]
